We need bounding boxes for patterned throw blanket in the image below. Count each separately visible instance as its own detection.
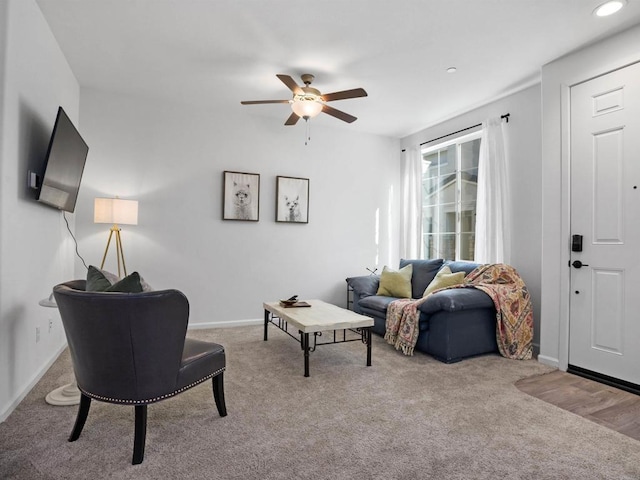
[384,264,533,359]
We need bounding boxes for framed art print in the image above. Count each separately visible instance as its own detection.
[223,171,260,221]
[276,176,309,223]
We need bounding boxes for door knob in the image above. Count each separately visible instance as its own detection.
[572,260,589,268]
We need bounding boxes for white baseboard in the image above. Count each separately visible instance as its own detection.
[537,354,559,368]
[0,342,68,423]
[188,318,263,330]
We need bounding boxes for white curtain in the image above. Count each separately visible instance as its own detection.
[400,146,423,259]
[474,117,511,264]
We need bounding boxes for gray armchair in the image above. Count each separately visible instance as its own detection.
[53,280,227,465]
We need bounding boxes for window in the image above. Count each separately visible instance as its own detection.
[422,132,481,261]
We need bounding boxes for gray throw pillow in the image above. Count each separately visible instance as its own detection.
[86,265,143,293]
[105,272,143,293]
[86,265,112,291]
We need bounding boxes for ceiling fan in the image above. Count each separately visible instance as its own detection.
[241,74,367,125]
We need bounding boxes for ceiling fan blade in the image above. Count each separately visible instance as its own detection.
[276,74,303,95]
[321,88,368,102]
[285,112,300,126]
[322,104,357,123]
[240,100,290,105]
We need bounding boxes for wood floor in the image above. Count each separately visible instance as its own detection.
[515,370,640,441]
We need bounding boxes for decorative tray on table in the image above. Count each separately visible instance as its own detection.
[279,296,311,308]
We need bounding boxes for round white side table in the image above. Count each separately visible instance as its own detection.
[45,381,81,406]
[40,293,80,406]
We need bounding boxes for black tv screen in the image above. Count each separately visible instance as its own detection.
[37,107,89,213]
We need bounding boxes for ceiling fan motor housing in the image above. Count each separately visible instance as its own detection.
[301,73,315,85]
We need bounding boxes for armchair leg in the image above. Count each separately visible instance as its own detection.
[132,405,147,465]
[69,393,91,442]
[212,373,227,417]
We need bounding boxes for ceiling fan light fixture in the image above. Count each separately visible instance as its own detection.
[291,97,323,119]
[593,0,626,17]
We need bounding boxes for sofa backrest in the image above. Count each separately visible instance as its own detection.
[399,259,444,299]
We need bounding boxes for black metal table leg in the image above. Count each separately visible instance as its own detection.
[303,332,310,377]
[366,327,372,366]
[264,309,269,341]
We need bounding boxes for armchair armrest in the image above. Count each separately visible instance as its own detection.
[419,287,494,314]
[345,275,380,298]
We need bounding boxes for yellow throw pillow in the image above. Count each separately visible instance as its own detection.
[376,264,413,298]
[422,266,465,297]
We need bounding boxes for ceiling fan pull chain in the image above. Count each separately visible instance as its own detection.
[305,118,311,146]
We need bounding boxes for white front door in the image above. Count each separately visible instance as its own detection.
[569,62,640,385]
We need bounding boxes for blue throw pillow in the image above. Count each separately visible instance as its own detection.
[399,259,444,299]
[443,260,481,276]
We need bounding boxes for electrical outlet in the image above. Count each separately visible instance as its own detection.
[36,327,41,343]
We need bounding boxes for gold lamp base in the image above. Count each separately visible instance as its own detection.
[100,224,128,277]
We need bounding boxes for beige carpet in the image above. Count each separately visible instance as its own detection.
[2,325,640,479]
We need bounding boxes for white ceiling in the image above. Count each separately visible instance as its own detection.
[36,0,640,138]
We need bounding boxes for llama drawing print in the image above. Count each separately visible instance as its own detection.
[233,182,252,220]
[223,171,260,221]
[276,176,309,223]
[283,195,302,222]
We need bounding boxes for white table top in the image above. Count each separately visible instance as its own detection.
[264,299,374,333]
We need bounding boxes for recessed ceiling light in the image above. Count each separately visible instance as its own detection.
[593,0,627,17]
[446,67,457,74]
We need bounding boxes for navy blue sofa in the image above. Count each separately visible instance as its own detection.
[346,259,498,363]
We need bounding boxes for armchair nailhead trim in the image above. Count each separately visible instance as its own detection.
[80,367,225,405]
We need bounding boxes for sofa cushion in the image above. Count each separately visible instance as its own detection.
[419,287,494,314]
[376,264,412,298]
[423,266,466,297]
[443,260,481,276]
[400,259,444,299]
[359,295,401,314]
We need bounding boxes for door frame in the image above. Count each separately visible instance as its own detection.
[558,61,640,372]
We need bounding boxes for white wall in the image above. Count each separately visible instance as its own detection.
[400,85,542,349]
[0,0,80,421]
[539,24,640,368]
[74,89,400,326]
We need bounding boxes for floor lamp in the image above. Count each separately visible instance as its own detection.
[94,197,139,278]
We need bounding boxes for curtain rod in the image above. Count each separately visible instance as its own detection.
[401,113,510,152]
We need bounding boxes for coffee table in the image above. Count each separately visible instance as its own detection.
[263,299,374,377]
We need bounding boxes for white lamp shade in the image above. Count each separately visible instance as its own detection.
[94,198,139,225]
[291,99,323,119]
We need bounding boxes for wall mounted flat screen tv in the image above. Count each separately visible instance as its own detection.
[37,107,89,213]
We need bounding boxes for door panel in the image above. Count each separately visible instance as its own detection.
[593,128,623,243]
[591,268,624,355]
[569,62,640,385]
